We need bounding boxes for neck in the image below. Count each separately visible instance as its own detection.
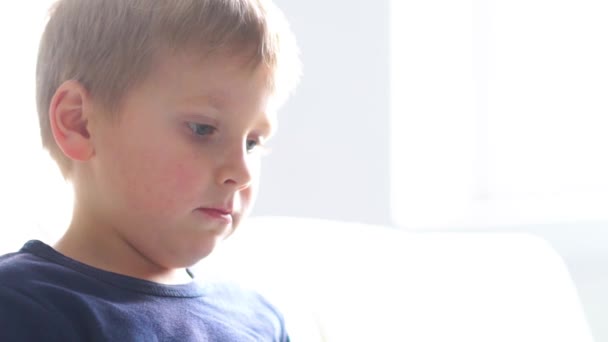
[54,212,193,286]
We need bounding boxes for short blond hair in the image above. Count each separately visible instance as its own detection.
[36,0,301,178]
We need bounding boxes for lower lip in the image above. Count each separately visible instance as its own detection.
[196,208,232,224]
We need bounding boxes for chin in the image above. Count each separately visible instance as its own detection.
[183,235,225,266]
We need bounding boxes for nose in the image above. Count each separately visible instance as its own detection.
[216,145,253,190]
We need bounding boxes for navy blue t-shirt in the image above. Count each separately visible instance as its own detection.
[0,240,288,341]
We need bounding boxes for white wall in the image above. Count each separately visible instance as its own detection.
[253,1,608,341]
[252,0,392,225]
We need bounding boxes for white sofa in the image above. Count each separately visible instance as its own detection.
[196,216,595,342]
[0,216,594,341]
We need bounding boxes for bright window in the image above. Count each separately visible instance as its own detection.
[0,3,72,250]
[391,0,608,229]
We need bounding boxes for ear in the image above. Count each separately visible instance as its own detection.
[49,80,95,162]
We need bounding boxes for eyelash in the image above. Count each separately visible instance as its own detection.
[187,122,267,154]
[187,122,216,137]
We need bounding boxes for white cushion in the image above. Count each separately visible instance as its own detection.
[196,216,594,342]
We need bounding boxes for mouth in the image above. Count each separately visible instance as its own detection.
[195,207,233,224]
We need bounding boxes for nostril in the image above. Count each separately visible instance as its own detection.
[223,178,237,185]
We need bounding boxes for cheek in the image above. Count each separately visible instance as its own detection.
[239,161,262,211]
[115,145,205,214]
[165,161,209,201]
[239,187,254,210]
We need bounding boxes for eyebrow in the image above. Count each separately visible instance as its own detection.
[182,92,227,110]
[179,90,276,136]
[256,116,276,138]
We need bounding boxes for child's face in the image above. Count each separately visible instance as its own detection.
[88,52,274,268]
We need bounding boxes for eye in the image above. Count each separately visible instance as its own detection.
[245,137,271,155]
[187,123,216,137]
[246,139,260,153]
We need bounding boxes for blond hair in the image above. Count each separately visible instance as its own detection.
[36,0,301,178]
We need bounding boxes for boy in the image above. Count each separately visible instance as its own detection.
[0,0,300,341]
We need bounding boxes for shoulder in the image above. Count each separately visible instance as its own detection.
[0,249,48,288]
[0,240,102,296]
[0,249,55,298]
[0,248,83,341]
[0,275,79,341]
[0,246,69,293]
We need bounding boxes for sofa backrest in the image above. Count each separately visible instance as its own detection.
[196,216,594,342]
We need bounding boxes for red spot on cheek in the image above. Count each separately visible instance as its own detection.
[161,162,203,205]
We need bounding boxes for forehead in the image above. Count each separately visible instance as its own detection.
[138,51,273,114]
[154,50,272,91]
[130,50,276,126]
